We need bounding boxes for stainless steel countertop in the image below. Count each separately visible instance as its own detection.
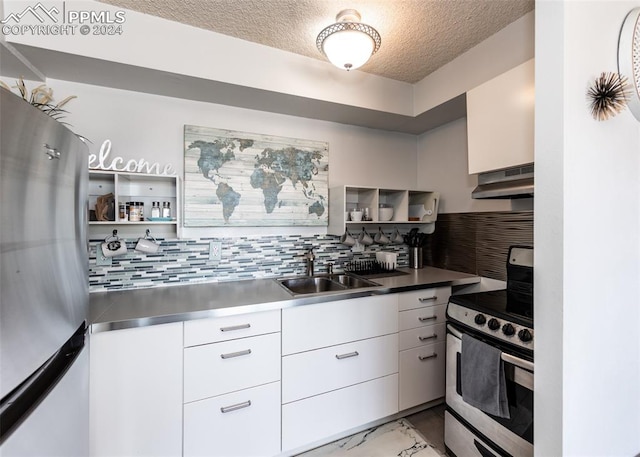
[89,266,480,333]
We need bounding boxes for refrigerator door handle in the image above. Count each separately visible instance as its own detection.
[0,322,86,445]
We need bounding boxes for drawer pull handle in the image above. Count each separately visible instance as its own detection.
[220,349,252,359]
[220,323,251,332]
[418,316,437,322]
[419,334,438,341]
[419,353,438,361]
[335,351,359,360]
[220,400,251,413]
[418,296,437,303]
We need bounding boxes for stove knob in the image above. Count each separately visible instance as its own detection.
[474,314,486,325]
[502,323,515,337]
[487,318,500,331]
[518,329,533,342]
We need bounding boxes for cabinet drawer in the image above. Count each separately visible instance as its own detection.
[184,332,280,403]
[398,341,446,411]
[282,374,398,452]
[398,323,446,351]
[282,333,398,403]
[184,310,280,347]
[399,304,446,331]
[397,287,451,311]
[282,295,397,355]
[184,381,281,457]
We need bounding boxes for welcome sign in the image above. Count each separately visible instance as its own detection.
[89,140,177,176]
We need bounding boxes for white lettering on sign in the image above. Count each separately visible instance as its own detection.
[88,140,177,176]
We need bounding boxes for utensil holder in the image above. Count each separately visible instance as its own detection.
[409,247,423,269]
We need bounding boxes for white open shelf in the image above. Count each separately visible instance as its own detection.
[88,170,181,239]
[328,186,439,235]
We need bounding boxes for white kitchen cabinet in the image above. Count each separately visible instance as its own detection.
[184,381,281,457]
[397,286,451,311]
[282,333,398,403]
[182,313,282,457]
[281,295,399,453]
[397,286,451,411]
[282,294,398,355]
[282,374,399,452]
[184,309,280,346]
[399,323,446,351]
[398,304,447,331]
[89,322,183,457]
[466,59,535,174]
[88,170,180,239]
[399,341,447,410]
[327,185,439,235]
[184,332,281,403]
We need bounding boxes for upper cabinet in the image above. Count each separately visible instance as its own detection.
[466,59,534,174]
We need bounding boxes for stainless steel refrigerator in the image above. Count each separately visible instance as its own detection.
[0,86,89,456]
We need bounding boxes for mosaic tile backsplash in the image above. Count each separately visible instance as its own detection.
[89,233,411,292]
[89,211,533,292]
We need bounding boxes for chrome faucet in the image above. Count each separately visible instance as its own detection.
[304,248,315,276]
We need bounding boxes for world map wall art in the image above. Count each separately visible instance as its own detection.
[184,125,329,227]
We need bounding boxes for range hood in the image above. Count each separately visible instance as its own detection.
[472,164,534,199]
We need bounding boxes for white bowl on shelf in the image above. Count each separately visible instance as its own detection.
[378,207,393,221]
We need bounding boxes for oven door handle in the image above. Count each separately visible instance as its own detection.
[502,352,534,372]
[447,324,534,372]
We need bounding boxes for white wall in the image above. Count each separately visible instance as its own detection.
[416,118,513,213]
[535,2,640,456]
[44,79,417,237]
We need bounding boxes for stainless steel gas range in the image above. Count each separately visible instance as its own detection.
[445,246,534,457]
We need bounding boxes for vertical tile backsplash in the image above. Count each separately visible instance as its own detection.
[89,233,410,292]
[426,211,533,281]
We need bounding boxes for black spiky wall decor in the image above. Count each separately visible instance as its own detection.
[587,72,630,121]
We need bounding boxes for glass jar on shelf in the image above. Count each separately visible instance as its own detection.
[151,201,161,219]
[128,202,144,222]
[162,201,171,218]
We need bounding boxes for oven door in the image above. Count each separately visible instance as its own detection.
[445,324,533,457]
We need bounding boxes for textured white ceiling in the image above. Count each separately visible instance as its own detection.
[97,0,534,84]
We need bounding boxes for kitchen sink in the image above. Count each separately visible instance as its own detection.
[276,274,380,296]
[331,274,378,289]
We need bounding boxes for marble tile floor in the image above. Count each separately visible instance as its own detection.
[297,417,443,457]
[405,403,447,455]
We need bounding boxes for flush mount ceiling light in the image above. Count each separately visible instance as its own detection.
[316,9,381,71]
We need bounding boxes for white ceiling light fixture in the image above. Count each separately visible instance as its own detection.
[316,9,381,71]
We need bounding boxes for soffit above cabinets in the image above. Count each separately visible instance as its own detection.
[6,42,466,135]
